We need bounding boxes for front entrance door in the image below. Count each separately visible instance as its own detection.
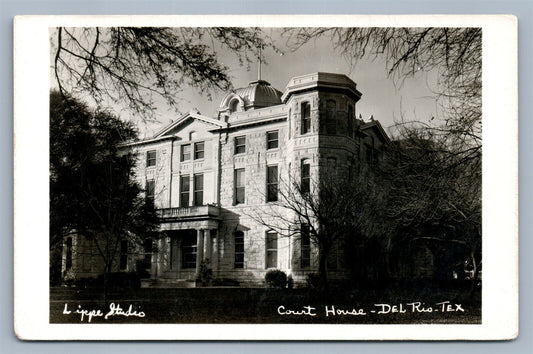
[169,229,197,278]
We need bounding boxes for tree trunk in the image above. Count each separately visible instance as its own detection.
[318,249,329,292]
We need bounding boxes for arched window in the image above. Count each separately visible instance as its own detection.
[189,131,197,141]
[326,100,337,134]
[230,99,239,113]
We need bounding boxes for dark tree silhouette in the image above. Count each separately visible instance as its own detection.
[52,27,276,118]
[50,90,159,296]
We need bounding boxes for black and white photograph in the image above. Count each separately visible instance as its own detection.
[14,15,518,340]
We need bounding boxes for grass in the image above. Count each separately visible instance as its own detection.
[50,286,481,324]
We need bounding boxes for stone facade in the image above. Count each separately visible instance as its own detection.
[61,72,390,287]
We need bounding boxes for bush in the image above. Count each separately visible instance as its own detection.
[265,269,287,289]
[305,273,322,290]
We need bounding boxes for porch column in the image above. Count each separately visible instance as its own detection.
[195,229,205,277]
[211,230,218,273]
[204,229,212,263]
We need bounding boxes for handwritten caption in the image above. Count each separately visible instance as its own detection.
[277,301,465,317]
[62,303,146,322]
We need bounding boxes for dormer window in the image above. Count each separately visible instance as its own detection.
[230,99,239,113]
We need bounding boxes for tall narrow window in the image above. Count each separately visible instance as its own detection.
[143,238,153,270]
[65,237,72,270]
[235,136,246,154]
[194,142,204,159]
[146,150,156,167]
[182,233,197,269]
[181,144,191,161]
[326,100,337,134]
[288,108,292,138]
[145,180,155,204]
[301,224,311,268]
[193,174,204,206]
[267,131,279,149]
[234,231,244,269]
[301,159,310,193]
[234,168,245,205]
[180,175,190,207]
[120,240,128,270]
[266,165,278,202]
[348,105,354,137]
[301,102,311,134]
[266,231,278,269]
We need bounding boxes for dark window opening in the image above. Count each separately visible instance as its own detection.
[301,159,310,194]
[301,102,311,134]
[146,150,156,167]
[267,131,279,149]
[180,175,190,207]
[145,180,155,204]
[235,136,246,154]
[234,231,244,269]
[266,231,278,269]
[193,174,204,206]
[234,168,245,205]
[301,224,311,268]
[266,165,278,202]
[194,142,204,160]
[326,100,337,135]
[181,144,191,161]
[182,233,197,269]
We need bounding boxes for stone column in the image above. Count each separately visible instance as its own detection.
[204,229,212,263]
[195,229,205,277]
[211,230,218,273]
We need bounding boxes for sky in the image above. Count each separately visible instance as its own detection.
[51,28,444,139]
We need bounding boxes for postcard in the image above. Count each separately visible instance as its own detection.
[14,14,518,340]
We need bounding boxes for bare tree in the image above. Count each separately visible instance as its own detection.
[52,27,276,119]
[247,172,361,289]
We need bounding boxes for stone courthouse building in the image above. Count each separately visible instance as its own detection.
[62,72,390,287]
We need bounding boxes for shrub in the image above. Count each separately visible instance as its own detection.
[265,269,287,289]
[305,273,322,290]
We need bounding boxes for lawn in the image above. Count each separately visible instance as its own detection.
[50,286,481,324]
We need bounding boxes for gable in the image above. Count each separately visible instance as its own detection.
[153,111,227,139]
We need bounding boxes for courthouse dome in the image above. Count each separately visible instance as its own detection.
[219,79,283,114]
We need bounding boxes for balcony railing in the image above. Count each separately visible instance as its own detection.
[157,204,220,219]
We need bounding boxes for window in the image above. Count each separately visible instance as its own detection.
[266,165,278,202]
[348,105,354,137]
[230,99,239,113]
[120,240,128,270]
[234,168,245,205]
[234,231,244,269]
[145,180,155,204]
[180,175,190,207]
[146,150,156,167]
[181,144,191,161]
[143,238,153,270]
[65,237,72,270]
[288,109,292,138]
[301,102,311,134]
[194,142,204,160]
[182,233,197,269]
[326,100,337,134]
[301,159,310,193]
[193,174,204,206]
[267,131,279,149]
[301,224,311,268]
[235,136,246,154]
[266,231,278,268]
[189,131,197,141]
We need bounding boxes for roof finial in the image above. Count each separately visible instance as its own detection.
[257,46,262,81]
